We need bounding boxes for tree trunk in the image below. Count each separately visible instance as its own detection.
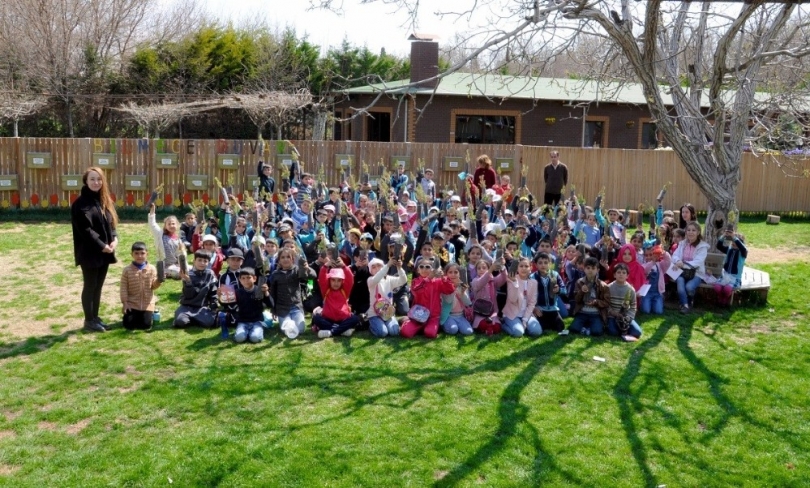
[67,96,74,138]
[13,119,19,138]
[312,110,327,141]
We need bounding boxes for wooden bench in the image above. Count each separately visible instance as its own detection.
[698,266,770,306]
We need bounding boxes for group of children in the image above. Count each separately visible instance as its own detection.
[116,155,749,343]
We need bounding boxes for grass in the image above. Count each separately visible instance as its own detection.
[0,219,808,486]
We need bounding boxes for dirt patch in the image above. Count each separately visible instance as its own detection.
[37,421,58,431]
[745,245,810,265]
[1,410,20,422]
[0,430,16,440]
[750,324,772,334]
[118,383,141,394]
[65,418,91,435]
[0,464,20,475]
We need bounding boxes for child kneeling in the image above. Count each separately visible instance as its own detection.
[234,267,273,343]
[569,257,610,336]
[606,263,643,341]
[313,260,359,338]
[120,242,162,330]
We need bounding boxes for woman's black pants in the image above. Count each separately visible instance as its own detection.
[80,264,109,321]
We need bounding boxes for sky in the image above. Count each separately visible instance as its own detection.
[197,0,462,56]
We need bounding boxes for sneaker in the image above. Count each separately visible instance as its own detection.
[83,320,106,333]
[282,324,299,339]
[584,328,591,337]
[318,330,332,339]
[341,329,354,337]
[688,297,695,308]
[679,304,690,314]
[93,317,111,331]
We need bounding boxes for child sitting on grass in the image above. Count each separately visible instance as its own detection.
[120,242,162,331]
[401,257,455,339]
[173,251,218,328]
[313,260,359,338]
[502,257,541,337]
[607,263,643,341]
[233,267,273,343]
[569,256,610,337]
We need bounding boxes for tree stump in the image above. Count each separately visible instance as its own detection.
[766,215,780,225]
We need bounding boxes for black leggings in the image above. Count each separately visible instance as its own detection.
[81,264,109,321]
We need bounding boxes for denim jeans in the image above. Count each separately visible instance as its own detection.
[606,317,643,338]
[556,296,569,319]
[369,316,400,337]
[502,316,542,337]
[676,275,703,305]
[443,314,474,335]
[312,314,360,336]
[235,321,265,343]
[641,290,664,315]
[279,308,306,338]
[569,313,604,336]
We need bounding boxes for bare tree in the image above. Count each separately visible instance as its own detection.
[115,99,224,138]
[0,0,204,137]
[0,88,46,137]
[315,0,810,243]
[227,89,312,139]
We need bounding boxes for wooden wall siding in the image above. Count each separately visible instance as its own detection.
[0,138,808,212]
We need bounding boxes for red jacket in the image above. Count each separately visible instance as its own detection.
[318,264,354,322]
[410,276,455,318]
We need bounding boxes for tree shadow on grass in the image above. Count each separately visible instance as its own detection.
[434,338,585,487]
[612,317,675,487]
[0,329,81,361]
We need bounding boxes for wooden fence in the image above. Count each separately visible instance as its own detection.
[0,137,808,212]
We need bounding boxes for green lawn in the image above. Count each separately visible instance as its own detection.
[0,219,808,487]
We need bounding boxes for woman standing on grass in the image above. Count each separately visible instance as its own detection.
[71,167,119,332]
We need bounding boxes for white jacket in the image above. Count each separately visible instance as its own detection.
[366,263,407,317]
[672,240,710,274]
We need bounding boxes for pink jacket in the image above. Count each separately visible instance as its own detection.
[643,252,672,294]
[502,277,538,321]
[471,271,506,305]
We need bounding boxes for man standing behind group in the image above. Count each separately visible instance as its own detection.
[543,151,568,206]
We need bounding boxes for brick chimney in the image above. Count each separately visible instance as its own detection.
[408,33,439,89]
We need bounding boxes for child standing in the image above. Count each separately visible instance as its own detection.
[401,257,455,339]
[120,242,162,331]
[173,251,218,328]
[314,261,359,338]
[149,204,185,279]
[234,268,273,343]
[607,263,643,340]
[502,257,541,337]
[569,257,610,336]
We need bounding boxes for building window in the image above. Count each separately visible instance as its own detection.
[641,122,668,149]
[455,115,516,144]
[367,111,391,142]
[584,121,604,148]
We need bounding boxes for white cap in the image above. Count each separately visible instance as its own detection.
[324,204,336,212]
[450,195,461,202]
[201,234,217,244]
[252,235,266,246]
